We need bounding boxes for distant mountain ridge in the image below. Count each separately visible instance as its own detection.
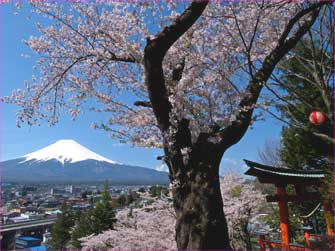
[1,140,169,185]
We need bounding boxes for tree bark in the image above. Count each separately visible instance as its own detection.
[168,140,231,250]
[172,169,230,250]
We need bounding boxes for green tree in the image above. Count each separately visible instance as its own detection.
[149,185,169,198]
[277,38,333,200]
[278,41,333,170]
[262,7,334,241]
[70,210,93,249]
[71,184,117,249]
[90,186,117,233]
[267,3,334,202]
[273,5,333,170]
[48,204,75,250]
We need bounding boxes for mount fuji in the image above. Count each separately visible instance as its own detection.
[1,140,169,184]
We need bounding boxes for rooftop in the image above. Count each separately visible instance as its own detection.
[244,159,325,185]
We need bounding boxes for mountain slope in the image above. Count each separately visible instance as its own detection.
[23,139,117,164]
[1,140,169,185]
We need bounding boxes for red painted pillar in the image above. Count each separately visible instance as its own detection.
[258,235,266,251]
[303,228,311,248]
[323,201,334,237]
[277,186,290,248]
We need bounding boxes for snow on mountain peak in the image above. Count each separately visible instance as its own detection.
[23,139,117,164]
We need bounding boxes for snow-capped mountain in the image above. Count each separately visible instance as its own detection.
[22,139,117,164]
[1,140,169,184]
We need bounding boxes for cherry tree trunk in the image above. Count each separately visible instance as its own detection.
[172,171,230,250]
[167,139,231,250]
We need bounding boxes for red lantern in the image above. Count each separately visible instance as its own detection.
[309,110,325,125]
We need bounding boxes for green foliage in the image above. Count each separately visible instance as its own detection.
[47,204,76,250]
[281,124,333,171]
[115,191,140,208]
[278,40,333,171]
[278,39,334,221]
[149,185,168,197]
[70,210,93,249]
[92,189,117,233]
[71,184,117,249]
[253,178,276,195]
[263,201,326,244]
[265,35,334,241]
[110,198,120,208]
[230,185,242,198]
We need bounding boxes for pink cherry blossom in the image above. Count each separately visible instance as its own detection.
[2,1,323,147]
[80,173,266,250]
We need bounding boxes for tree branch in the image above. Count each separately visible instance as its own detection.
[146,1,210,61]
[97,30,140,63]
[134,101,152,108]
[263,107,335,145]
[219,1,327,149]
[32,3,95,50]
[34,54,94,103]
[144,0,209,131]
[312,132,335,144]
[277,1,331,46]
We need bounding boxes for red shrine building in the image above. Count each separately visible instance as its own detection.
[244,159,333,250]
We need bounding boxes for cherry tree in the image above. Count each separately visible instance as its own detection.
[2,0,330,249]
[80,173,266,251]
[221,172,267,250]
[80,199,176,250]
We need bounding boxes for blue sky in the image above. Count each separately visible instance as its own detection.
[1,2,283,175]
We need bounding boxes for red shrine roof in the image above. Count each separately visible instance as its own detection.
[244,159,325,185]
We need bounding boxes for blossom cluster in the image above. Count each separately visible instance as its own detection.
[80,199,177,250]
[80,173,266,250]
[2,0,310,147]
[220,172,266,249]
